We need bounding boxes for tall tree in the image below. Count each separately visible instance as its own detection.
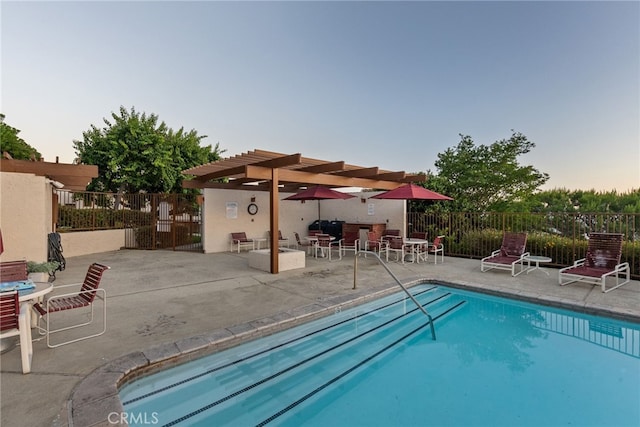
[427,132,549,212]
[74,106,223,193]
[0,114,42,160]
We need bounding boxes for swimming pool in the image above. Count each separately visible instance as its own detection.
[119,284,640,426]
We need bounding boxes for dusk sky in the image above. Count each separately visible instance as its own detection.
[2,1,638,192]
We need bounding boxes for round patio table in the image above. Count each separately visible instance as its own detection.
[525,256,552,275]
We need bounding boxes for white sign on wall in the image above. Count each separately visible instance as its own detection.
[368,203,375,215]
[226,202,238,219]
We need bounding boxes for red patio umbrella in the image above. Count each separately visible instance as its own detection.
[284,186,355,225]
[370,183,452,235]
[370,183,453,201]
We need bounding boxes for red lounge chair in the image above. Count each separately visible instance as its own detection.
[559,233,630,293]
[229,232,255,253]
[33,263,109,348]
[481,232,529,276]
[0,291,33,373]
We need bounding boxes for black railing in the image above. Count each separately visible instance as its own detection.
[54,190,203,252]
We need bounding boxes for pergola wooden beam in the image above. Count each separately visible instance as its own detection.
[0,159,98,191]
[194,153,302,182]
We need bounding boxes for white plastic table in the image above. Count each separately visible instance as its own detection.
[19,281,54,327]
[252,238,267,250]
[524,256,552,275]
[403,238,429,263]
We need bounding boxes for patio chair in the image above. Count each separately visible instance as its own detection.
[381,229,401,252]
[480,232,529,276]
[364,231,382,257]
[386,237,408,263]
[229,232,255,253]
[314,234,341,261]
[293,232,314,255]
[559,233,630,293]
[268,230,290,248]
[0,260,28,283]
[33,263,110,348]
[427,235,445,264]
[340,231,359,257]
[0,291,33,374]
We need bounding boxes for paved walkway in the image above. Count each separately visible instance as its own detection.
[1,249,639,426]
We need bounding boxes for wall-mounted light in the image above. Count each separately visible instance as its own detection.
[251,196,256,202]
[361,198,366,204]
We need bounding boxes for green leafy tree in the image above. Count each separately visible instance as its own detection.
[426,132,549,212]
[0,114,42,160]
[74,106,223,193]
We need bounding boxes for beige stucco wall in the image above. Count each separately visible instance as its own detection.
[59,230,125,258]
[0,172,52,263]
[202,188,405,253]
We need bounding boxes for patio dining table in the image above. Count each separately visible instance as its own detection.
[403,238,429,263]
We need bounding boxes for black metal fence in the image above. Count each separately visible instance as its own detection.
[408,211,640,279]
[54,190,202,252]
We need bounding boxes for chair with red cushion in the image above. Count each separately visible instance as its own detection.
[480,232,529,276]
[427,235,445,264]
[33,263,110,348]
[364,231,382,257]
[229,232,255,253]
[386,237,408,264]
[340,231,359,257]
[559,233,630,293]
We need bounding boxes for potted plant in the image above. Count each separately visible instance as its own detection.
[27,261,59,282]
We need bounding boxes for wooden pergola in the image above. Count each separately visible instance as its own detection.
[0,158,98,191]
[183,149,426,273]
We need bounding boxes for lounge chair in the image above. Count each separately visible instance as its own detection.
[480,232,529,276]
[33,263,110,348]
[229,232,255,253]
[559,233,630,293]
[0,291,33,373]
[340,231,359,257]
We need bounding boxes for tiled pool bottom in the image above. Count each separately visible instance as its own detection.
[119,284,640,426]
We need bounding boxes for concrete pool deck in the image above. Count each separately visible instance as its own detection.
[1,249,639,426]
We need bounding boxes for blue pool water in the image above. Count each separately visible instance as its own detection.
[120,284,640,426]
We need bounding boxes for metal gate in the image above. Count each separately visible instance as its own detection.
[123,193,203,252]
